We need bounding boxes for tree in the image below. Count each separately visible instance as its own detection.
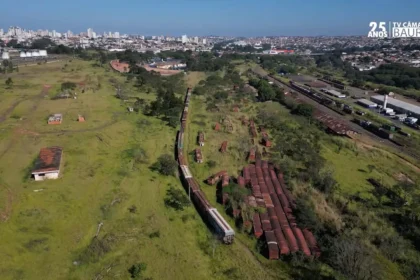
[31,38,55,49]
[98,51,107,66]
[5,77,13,88]
[2,59,13,74]
[151,154,177,176]
[6,39,18,48]
[206,160,216,168]
[329,237,383,280]
[128,263,147,279]
[367,164,376,173]
[61,82,77,91]
[257,80,276,101]
[164,186,190,210]
[292,103,314,118]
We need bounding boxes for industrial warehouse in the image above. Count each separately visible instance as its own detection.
[370,95,420,118]
[357,98,378,108]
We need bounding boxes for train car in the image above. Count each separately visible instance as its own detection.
[208,208,235,244]
[175,87,235,245]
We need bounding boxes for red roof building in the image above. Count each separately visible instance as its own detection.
[48,114,62,125]
[31,146,63,181]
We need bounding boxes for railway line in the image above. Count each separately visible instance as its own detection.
[175,88,235,244]
[252,69,420,161]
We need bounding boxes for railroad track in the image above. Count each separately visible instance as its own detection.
[175,88,235,244]
[252,70,420,161]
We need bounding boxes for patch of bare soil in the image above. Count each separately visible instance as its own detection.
[394,172,414,184]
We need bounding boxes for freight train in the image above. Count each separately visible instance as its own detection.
[319,77,347,90]
[176,88,235,244]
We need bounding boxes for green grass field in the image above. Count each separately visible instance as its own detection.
[0,60,289,280]
[1,59,419,280]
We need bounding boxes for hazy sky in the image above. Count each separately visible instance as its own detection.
[1,0,419,36]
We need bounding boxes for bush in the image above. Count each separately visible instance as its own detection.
[164,186,190,211]
[128,262,147,279]
[206,160,216,168]
[79,234,116,263]
[151,154,177,176]
[149,230,160,239]
[328,236,383,280]
[61,81,77,91]
[292,103,314,118]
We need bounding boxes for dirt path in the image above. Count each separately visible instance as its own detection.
[0,99,25,124]
[0,85,51,160]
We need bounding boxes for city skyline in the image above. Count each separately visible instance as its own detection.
[1,0,419,36]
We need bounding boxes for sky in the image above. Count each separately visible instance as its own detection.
[1,0,419,36]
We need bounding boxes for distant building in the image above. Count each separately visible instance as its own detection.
[371,95,420,118]
[87,28,94,38]
[182,35,188,44]
[48,114,63,125]
[322,89,346,98]
[31,146,63,181]
[357,98,378,108]
[264,49,295,55]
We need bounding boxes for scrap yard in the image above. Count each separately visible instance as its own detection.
[240,161,320,258]
[179,85,321,260]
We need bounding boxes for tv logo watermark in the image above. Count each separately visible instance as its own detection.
[368,21,420,38]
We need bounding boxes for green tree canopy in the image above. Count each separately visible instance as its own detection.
[151,154,177,176]
[31,38,55,49]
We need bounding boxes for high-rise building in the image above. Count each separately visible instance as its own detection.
[0,29,3,36]
[202,38,207,45]
[87,28,94,38]
[114,32,120,39]
[193,36,199,44]
[182,34,188,44]
[92,31,97,39]
[67,30,73,38]
[52,30,57,37]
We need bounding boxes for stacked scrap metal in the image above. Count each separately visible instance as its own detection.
[198,132,205,146]
[220,141,228,153]
[242,162,320,258]
[222,174,230,187]
[206,170,227,185]
[195,148,203,163]
[249,120,257,137]
[248,146,256,162]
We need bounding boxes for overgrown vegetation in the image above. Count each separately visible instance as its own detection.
[151,154,177,176]
[164,186,191,211]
